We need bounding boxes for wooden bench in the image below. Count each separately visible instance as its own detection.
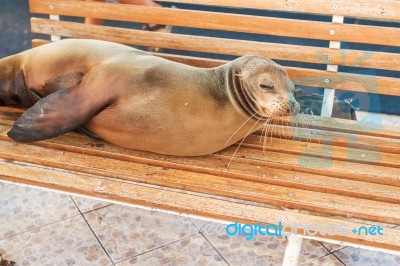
[1,0,399,264]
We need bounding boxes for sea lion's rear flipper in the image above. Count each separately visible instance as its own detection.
[7,85,112,143]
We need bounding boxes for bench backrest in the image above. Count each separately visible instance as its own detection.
[29,0,400,115]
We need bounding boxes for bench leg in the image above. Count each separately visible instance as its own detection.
[282,235,303,266]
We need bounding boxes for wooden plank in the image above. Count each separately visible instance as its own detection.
[0,160,399,252]
[30,18,400,72]
[0,140,398,223]
[156,0,400,22]
[287,68,400,97]
[255,126,400,155]
[30,0,400,47]
[30,39,400,96]
[272,115,400,140]
[242,134,400,169]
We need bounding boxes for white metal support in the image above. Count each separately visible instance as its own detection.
[321,14,344,117]
[282,235,304,266]
[49,3,61,42]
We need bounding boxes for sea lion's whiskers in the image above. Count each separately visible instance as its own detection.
[271,119,278,143]
[283,118,288,139]
[225,113,257,146]
[296,115,303,140]
[227,118,262,170]
[303,114,318,131]
[292,114,301,140]
[308,114,319,123]
[299,116,307,144]
[260,122,267,152]
[283,117,290,139]
[262,117,272,153]
[298,114,308,143]
[291,115,299,141]
[277,119,283,140]
[297,114,307,145]
[270,122,274,143]
[283,118,288,140]
[260,122,268,144]
[300,114,311,143]
[294,115,303,149]
[303,114,321,144]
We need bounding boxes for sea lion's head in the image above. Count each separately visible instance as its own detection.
[231,56,300,120]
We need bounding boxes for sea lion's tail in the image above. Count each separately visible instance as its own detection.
[0,53,35,107]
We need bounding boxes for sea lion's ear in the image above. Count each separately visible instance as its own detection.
[7,86,111,142]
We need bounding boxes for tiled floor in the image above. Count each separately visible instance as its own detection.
[1,182,399,266]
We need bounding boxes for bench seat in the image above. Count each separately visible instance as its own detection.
[1,106,399,254]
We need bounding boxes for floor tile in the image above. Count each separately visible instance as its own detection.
[72,195,112,213]
[301,254,344,266]
[116,234,227,266]
[189,217,226,236]
[301,218,397,253]
[333,246,400,266]
[190,218,330,266]
[318,241,346,253]
[84,205,198,263]
[0,184,79,239]
[300,239,332,264]
[0,216,111,266]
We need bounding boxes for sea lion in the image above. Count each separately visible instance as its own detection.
[0,39,299,156]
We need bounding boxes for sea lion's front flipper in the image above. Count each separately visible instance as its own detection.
[7,84,112,142]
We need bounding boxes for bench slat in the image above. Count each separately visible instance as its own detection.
[157,0,400,22]
[243,134,400,168]
[0,139,399,224]
[30,0,400,47]
[30,18,400,72]
[255,126,400,155]
[273,116,400,140]
[1,160,399,252]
